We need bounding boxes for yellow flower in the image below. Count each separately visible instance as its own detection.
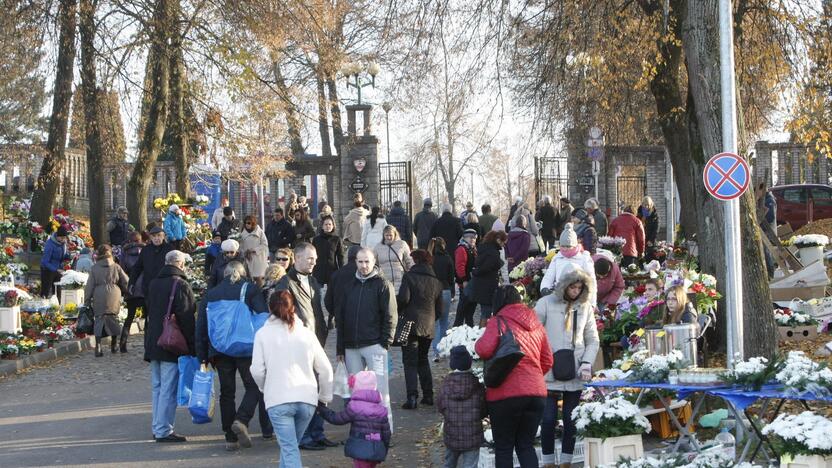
[634,328,645,337]
[545,249,558,263]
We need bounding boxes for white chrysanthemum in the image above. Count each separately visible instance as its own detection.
[763,411,832,453]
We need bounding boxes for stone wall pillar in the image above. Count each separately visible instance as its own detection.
[337,104,378,236]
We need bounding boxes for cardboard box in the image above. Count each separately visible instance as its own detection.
[770,286,827,301]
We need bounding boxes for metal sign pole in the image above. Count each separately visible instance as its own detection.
[719,0,744,366]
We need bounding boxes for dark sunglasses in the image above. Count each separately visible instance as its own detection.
[276,257,290,262]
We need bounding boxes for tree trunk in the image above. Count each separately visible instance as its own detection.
[29,0,77,226]
[326,78,344,155]
[316,72,332,157]
[168,0,189,198]
[127,0,170,230]
[79,0,105,245]
[682,0,776,358]
[646,0,698,238]
[272,61,304,156]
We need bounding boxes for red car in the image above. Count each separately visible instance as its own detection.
[770,184,832,230]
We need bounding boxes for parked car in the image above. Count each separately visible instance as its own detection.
[770,184,832,230]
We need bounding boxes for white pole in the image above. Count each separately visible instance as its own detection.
[719,0,744,366]
[259,175,265,228]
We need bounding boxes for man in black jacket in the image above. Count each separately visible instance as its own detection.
[274,242,335,450]
[264,207,294,257]
[324,245,361,316]
[196,261,270,451]
[143,250,196,443]
[217,207,242,240]
[430,203,464,255]
[129,226,174,297]
[413,198,438,249]
[334,248,398,427]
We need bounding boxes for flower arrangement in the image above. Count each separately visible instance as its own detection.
[602,452,759,468]
[790,234,829,248]
[719,355,784,391]
[437,325,484,359]
[509,255,551,305]
[597,305,641,347]
[773,308,819,327]
[761,411,832,458]
[153,193,183,213]
[573,396,651,439]
[1,289,20,307]
[598,236,627,255]
[626,350,685,383]
[193,194,210,206]
[776,351,832,397]
[56,270,88,290]
[638,300,666,327]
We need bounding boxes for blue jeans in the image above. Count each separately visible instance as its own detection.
[432,289,452,356]
[299,412,325,445]
[150,360,179,438]
[268,402,316,468]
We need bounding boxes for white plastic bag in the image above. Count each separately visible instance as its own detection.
[333,361,350,398]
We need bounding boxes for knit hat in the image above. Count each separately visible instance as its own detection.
[449,345,472,371]
[212,230,222,238]
[169,204,179,213]
[560,223,578,248]
[423,197,433,207]
[349,370,377,392]
[463,228,478,238]
[571,208,588,222]
[221,239,239,252]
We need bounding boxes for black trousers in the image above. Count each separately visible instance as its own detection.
[488,396,545,468]
[453,293,477,327]
[402,335,433,398]
[121,297,144,340]
[40,269,59,298]
[215,355,271,441]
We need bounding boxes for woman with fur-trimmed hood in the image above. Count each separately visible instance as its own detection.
[534,265,600,468]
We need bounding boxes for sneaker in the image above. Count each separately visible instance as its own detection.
[231,420,252,448]
[262,433,275,441]
[155,433,187,443]
[225,441,240,451]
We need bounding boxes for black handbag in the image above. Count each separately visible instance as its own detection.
[483,316,525,388]
[76,306,94,335]
[552,309,578,381]
[392,316,415,346]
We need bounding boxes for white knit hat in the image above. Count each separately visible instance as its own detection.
[221,239,239,252]
[560,223,578,248]
[169,204,179,213]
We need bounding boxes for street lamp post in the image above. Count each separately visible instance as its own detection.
[341,61,380,105]
[382,102,393,165]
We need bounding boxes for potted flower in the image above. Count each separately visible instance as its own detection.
[719,355,783,391]
[790,234,829,265]
[598,236,627,256]
[56,270,88,306]
[574,396,651,466]
[762,411,832,468]
[0,287,26,333]
[776,351,832,398]
[774,308,819,341]
[626,350,685,383]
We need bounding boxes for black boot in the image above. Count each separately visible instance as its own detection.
[94,339,103,357]
[119,327,128,353]
[401,396,418,410]
[111,337,118,354]
[421,394,434,406]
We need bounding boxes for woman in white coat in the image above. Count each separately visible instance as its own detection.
[361,206,388,248]
[534,266,599,468]
[539,223,596,304]
[250,290,333,468]
[373,225,414,293]
[239,215,269,285]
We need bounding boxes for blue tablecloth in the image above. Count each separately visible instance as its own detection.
[586,379,731,401]
[706,384,832,411]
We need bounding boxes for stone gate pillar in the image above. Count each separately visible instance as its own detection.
[337,104,379,236]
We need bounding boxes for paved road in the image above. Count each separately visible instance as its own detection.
[0,332,444,468]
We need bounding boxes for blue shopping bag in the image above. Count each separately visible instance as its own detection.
[206,283,269,357]
[177,356,200,407]
[188,366,216,424]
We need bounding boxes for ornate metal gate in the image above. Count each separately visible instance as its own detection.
[534,155,569,204]
[379,161,413,217]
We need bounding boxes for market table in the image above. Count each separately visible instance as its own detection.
[587,380,731,454]
[706,384,832,464]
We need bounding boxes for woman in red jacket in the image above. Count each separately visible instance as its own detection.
[475,286,553,468]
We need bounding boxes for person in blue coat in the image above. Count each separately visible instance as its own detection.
[164,204,187,250]
[40,226,70,297]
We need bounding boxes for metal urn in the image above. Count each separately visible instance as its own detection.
[663,324,699,367]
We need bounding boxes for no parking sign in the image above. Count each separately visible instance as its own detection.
[703,152,750,201]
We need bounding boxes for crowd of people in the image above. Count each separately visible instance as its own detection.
[56,190,700,468]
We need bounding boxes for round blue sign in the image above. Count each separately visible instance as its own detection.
[703,152,750,201]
